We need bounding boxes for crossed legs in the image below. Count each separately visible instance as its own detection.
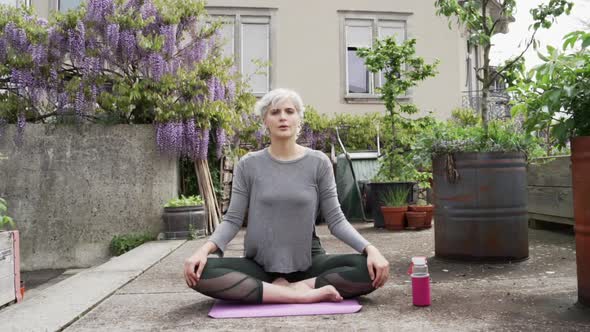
[192,254,375,303]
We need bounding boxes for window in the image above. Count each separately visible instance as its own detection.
[340,12,411,102]
[209,8,274,95]
[0,0,30,6]
[59,0,81,12]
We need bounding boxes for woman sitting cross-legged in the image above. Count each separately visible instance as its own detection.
[183,88,389,303]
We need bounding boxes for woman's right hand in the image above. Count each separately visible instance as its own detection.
[184,249,209,287]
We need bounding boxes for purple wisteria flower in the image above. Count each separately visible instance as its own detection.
[0,38,6,63]
[15,112,26,147]
[106,23,120,50]
[207,77,217,101]
[75,89,85,117]
[119,30,136,61]
[160,25,177,57]
[226,79,235,102]
[149,53,165,81]
[68,21,86,62]
[182,119,198,159]
[198,128,210,160]
[57,92,68,114]
[215,127,226,159]
[86,0,115,23]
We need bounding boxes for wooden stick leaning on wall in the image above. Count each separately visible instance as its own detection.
[194,159,221,234]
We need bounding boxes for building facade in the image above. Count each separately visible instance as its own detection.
[22,0,485,120]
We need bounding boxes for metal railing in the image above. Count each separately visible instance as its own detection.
[462,89,512,121]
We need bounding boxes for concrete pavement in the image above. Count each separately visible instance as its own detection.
[2,223,590,331]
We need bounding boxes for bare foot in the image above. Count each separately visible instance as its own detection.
[272,278,289,287]
[288,280,313,292]
[298,285,343,303]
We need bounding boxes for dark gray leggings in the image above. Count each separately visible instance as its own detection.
[192,254,375,303]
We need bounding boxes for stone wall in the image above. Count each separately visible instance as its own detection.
[0,124,178,270]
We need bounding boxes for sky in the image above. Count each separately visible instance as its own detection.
[490,0,590,68]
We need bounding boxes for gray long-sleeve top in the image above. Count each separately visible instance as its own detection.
[208,147,371,273]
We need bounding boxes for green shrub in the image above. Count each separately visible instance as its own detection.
[451,108,479,126]
[379,187,410,207]
[164,195,204,207]
[110,233,156,256]
[0,198,15,230]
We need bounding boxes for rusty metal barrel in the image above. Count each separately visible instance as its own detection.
[572,136,590,306]
[432,152,529,262]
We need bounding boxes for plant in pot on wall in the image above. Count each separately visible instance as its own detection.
[509,30,590,306]
[162,195,207,240]
[379,187,411,231]
[429,0,572,262]
[0,197,22,306]
[356,37,438,229]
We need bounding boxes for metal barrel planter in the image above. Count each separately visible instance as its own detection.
[432,152,528,262]
[162,205,207,239]
[572,136,590,306]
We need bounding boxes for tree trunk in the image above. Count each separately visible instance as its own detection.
[194,159,221,234]
[390,111,396,176]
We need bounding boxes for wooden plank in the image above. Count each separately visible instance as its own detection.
[527,186,574,218]
[528,212,574,226]
[527,156,572,187]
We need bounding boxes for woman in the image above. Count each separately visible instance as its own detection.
[184,88,389,304]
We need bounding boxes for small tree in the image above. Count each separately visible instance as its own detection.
[510,30,590,148]
[357,37,438,177]
[435,0,573,132]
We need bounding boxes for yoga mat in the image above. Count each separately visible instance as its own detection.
[208,299,362,318]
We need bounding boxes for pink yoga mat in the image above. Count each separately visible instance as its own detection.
[208,299,362,318]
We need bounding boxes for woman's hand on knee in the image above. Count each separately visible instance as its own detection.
[364,245,389,289]
[184,250,208,287]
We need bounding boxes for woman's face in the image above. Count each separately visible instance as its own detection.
[264,99,301,140]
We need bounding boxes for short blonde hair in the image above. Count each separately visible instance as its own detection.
[254,88,305,120]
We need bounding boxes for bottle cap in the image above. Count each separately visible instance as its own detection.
[412,256,427,266]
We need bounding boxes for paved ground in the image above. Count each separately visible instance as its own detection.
[55,223,589,331]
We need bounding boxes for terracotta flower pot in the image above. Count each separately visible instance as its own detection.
[409,205,434,228]
[380,206,408,231]
[406,211,427,230]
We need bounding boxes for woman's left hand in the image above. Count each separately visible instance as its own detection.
[365,245,390,289]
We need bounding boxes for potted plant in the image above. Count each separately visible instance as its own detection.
[409,199,434,229]
[510,30,590,306]
[379,187,411,231]
[429,0,573,262]
[356,36,438,229]
[162,195,207,240]
[0,197,23,306]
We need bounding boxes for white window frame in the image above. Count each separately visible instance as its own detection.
[339,11,412,104]
[0,0,30,6]
[207,7,276,96]
[56,0,82,12]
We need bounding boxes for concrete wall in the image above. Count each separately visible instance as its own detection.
[0,124,178,271]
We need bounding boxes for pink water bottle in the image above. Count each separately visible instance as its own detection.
[410,256,431,306]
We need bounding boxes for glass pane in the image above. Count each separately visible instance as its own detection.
[0,0,18,6]
[346,25,372,48]
[218,22,235,60]
[242,22,269,94]
[378,26,405,44]
[59,0,82,12]
[347,48,369,94]
[377,24,405,89]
